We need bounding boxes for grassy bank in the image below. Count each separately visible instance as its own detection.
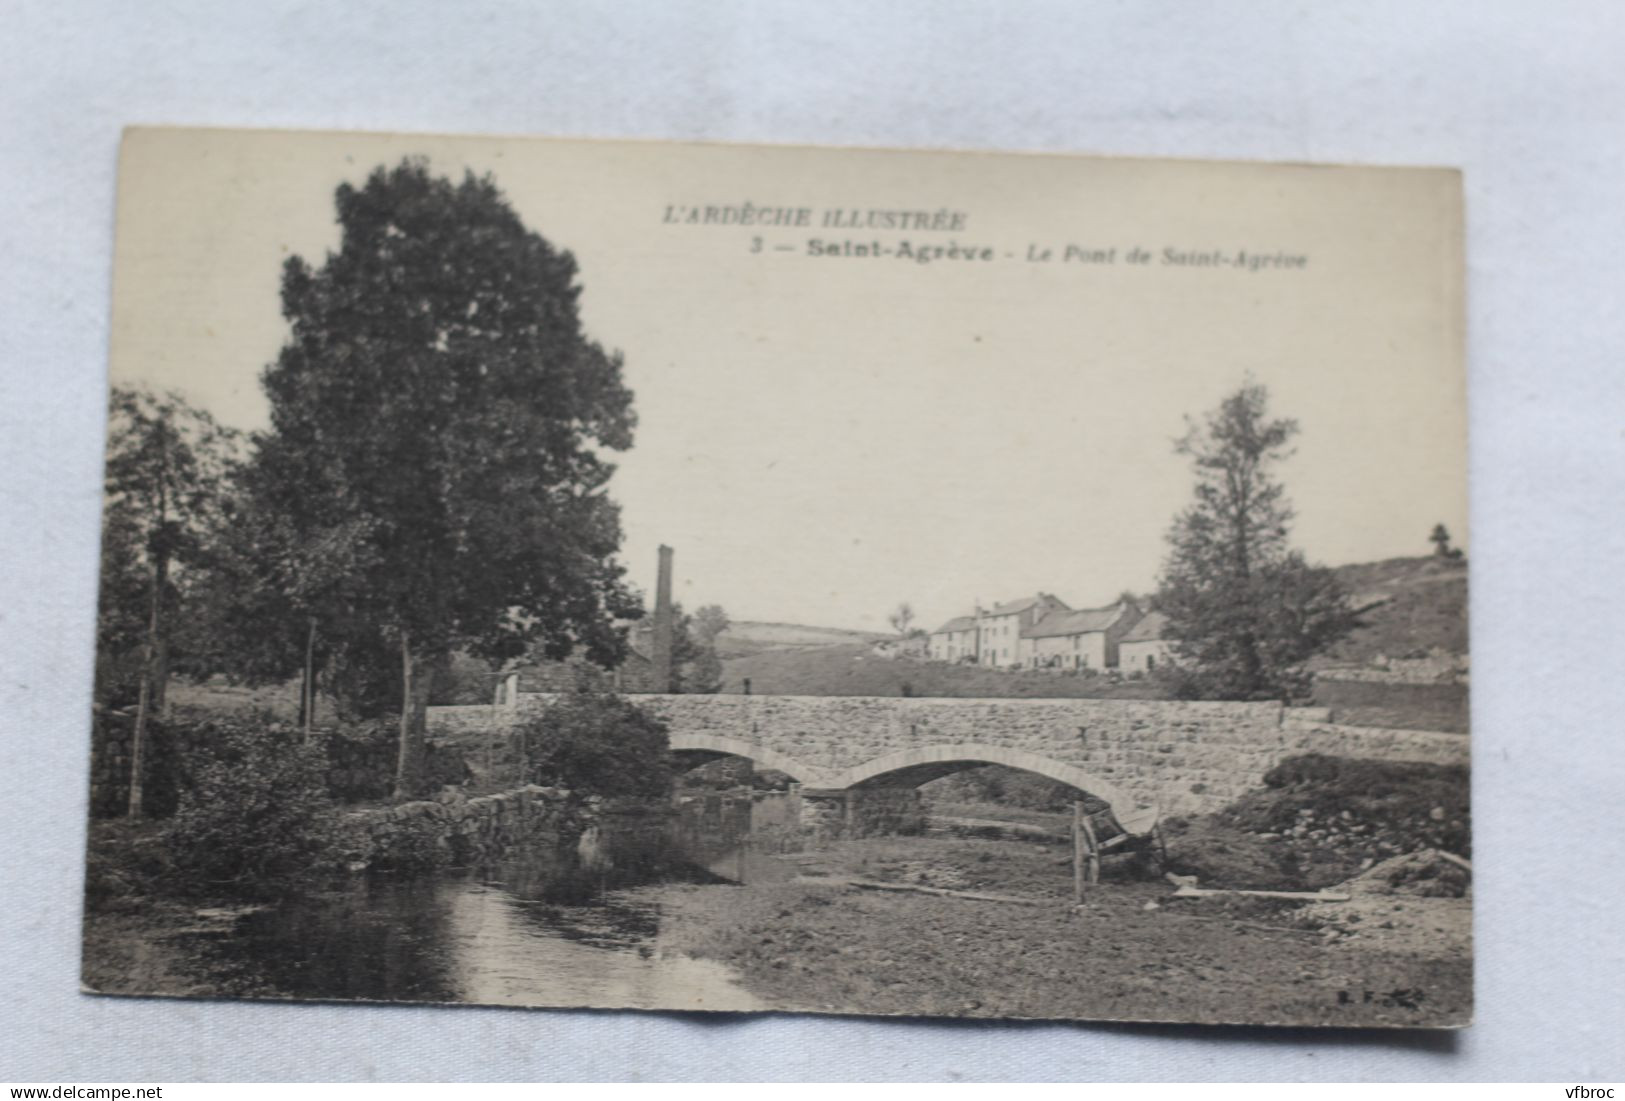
[721,643,1168,699]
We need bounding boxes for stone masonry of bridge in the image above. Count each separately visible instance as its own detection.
[427,694,1468,821]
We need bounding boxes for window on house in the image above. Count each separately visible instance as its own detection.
[1146,655,1156,671]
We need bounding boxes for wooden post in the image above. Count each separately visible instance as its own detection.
[1080,811,1101,886]
[486,686,497,785]
[1073,800,1101,904]
[1072,800,1086,904]
[301,617,318,742]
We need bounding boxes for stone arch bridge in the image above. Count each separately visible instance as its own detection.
[429,693,1468,833]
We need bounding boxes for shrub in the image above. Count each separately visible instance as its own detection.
[368,814,452,874]
[517,693,673,798]
[89,710,222,819]
[1232,752,1471,858]
[83,820,176,911]
[319,720,400,803]
[165,718,341,890]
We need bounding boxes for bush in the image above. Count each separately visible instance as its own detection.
[165,718,341,890]
[517,693,672,798]
[89,710,222,819]
[368,814,452,874]
[321,720,470,802]
[1228,751,1471,865]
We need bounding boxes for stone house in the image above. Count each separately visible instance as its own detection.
[927,615,980,663]
[1118,610,1172,674]
[976,593,1070,668]
[1023,600,1142,671]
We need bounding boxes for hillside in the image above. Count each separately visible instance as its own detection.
[718,643,1164,699]
[712,620,888,658]
[716,556,1468,723]
[1320,555,1469,666]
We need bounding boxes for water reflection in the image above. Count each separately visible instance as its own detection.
[178,812,766,1012]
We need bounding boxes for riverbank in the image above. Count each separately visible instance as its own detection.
[659,836,1471,1027]
[81,818,283,997]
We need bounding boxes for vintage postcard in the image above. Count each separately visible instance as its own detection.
[83,128,1468,1027]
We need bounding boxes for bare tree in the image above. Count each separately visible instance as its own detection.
[888,602,916,636]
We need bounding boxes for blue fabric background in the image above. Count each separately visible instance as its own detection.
[2,0,1621,1081]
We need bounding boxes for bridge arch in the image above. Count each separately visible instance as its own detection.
[667,731,829,786]
[829,743,1157,835]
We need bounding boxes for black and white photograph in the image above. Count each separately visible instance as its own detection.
[80,127,1471,1028]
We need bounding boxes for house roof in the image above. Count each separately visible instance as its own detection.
[1120,611,1169,644]
[987,593,1068,617]
[1022,603,1130,639]
[931,615,978,635]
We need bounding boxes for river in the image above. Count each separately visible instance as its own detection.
[173,809,773,1012]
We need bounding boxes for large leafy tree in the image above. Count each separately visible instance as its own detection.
[100,386,240,816]
[258,159,641,795]
[1153,382,1358,700]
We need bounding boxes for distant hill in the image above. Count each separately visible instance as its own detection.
[712,620,888,658]
[1319,555,1468,667]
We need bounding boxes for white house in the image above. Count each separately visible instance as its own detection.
[1118,611,1173,674]
[977,593,1069,667]
[1022,601,1142,671]
[927,615,980,663]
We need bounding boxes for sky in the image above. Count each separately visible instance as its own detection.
[109,129,1467,633]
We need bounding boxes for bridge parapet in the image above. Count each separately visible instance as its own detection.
[427,693,1467,818]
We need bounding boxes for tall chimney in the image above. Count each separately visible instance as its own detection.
[651,544,675,693]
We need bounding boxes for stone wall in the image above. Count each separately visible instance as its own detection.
[429,693,1469,818]
[1317,650,1469,685]
[1275,715,1471,768]
[1309,676,1470,733]
[428,704,509,737]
